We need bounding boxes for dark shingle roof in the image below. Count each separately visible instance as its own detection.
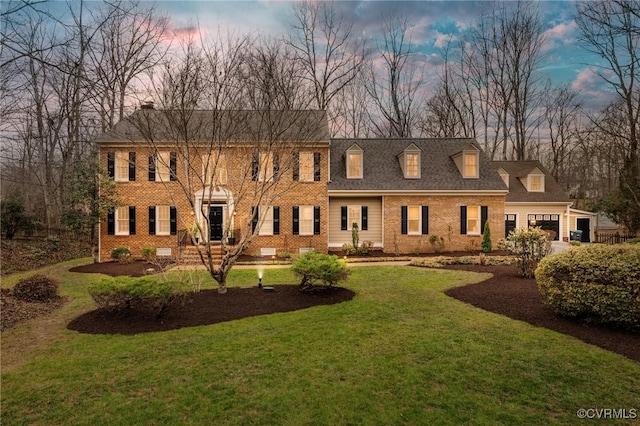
[493,161,570,203]
[96,109,330,144]
[329,138,508,191]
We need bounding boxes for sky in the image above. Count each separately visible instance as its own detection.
[143,0,615,110]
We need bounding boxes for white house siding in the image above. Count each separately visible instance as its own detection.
[328,197,383,248]
[504,203,571,241]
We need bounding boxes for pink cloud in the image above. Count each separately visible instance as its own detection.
[544,21,578,45]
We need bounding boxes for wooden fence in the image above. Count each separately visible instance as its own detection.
[595,232,637,244]
[13,227,93,243]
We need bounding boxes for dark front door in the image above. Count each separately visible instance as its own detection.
[577,218,591,242]
[209,206,224,241]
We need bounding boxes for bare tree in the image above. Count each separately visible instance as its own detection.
[365,15,424,138]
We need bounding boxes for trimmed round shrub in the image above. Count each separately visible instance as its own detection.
[536,244,640,330]
[111,247,132,263]
[291,250,350,291]
[13,274,60,302]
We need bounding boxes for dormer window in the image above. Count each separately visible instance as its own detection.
[498,168,509,188]
[346,144,363,179]
[398,144,421,179]
[463,151,479,178]
[528,174,544,192]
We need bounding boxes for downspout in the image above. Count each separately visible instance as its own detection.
[566,204,571,242]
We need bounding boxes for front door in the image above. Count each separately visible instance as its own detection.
[577,218,591,242]
[208,206,224,241]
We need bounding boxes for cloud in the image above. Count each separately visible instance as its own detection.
[544,21,578,46]
[571,68,618,111]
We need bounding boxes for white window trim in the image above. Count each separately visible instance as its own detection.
[407,205,422,235]
[299,205,314,236]
[258,152,274,182]
[347,205,361,230]
[156,152,171,182]
[528,174,545,192]
[258,206,274,236]
[466,205,481,235]
[404,152,421,179]
[115,151,130,182]
[346,151,363,179]
[462,151,479,179]
[156,205,171,236]
[115,207,129,236]
[202,154,227,185]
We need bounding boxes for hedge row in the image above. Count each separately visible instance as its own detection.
[535,244,640,330]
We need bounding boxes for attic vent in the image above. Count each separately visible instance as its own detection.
[141,101,155,110]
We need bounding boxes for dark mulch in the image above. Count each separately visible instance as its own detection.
[67,285,354,335]
[443,264,640,363]
[69,260,165,277]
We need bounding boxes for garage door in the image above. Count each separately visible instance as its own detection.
[528,214,560,240]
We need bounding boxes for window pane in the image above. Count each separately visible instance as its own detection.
[116,152,129,181]
[260,153,273,182]
[300,206,313,235]
[300,152,314,182]
[259,206,273,235]
[408,206,420,233]
[348,206,360,230]
[217,154,227,185]
[157,206,170,235]
[347,153,361,178]
[467,206,479,234]
[464,153,477,177]
[406,154,419,177]
[116,207,129,235]
[157,152,171,182]
[530,176,542,191]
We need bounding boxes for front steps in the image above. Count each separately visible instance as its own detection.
[179,245,225,265]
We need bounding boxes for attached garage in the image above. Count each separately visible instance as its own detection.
[527,214,560,240]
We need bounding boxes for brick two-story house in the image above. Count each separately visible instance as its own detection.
[96,108,518,261]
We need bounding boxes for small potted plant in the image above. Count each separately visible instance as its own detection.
[187,223,200,245]
[227,228,236,246]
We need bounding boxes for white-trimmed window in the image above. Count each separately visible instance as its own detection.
[300,205,314,235]
[202,153,227,185]
[259,206,274,236]
[346,146,363,179]
[466,206,481,235]
[156,151,171,182]
[116,207,130,235]
[260,152,274,182]
[405,153,420,178]
[299,152,314,182]
[115,151,129,181]
[156,206,171,235]
[348,205,361,230]
[463,152,479,178]
[528,174,544,192]
[407,206,421,234]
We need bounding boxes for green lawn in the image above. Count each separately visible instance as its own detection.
[1,263,639,425]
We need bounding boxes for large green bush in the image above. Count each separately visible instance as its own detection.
[291,251,350,291]
[536,244,640,330]
[88,276,189,317]
[13,274,60,302]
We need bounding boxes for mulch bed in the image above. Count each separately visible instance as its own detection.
[443,264,640,363]
[69,261,165,277]
[67,285,354,335]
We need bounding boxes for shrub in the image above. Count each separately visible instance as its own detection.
[627,238,640,244]
[291,251,350,291]
[351,223,360,250]
[429,235,445,253]
[536,244,640,331]
[360,240,373,255]
[13,274,60,302]
[341,243,358,256]
[141,246,156,261]
[88,276,189,317]
[569,240,581,246]
[506,227,552,278]
[111,247,132,263]
[481,222,492,253]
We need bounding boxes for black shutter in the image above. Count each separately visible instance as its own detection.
[273,153,279,180]
[361,206,368,231]
[422,206,429,235]
[341,206,347,230]
[292,206,299,235]
[107,208,115,235]
[107,152,115,178]
[148,154,156,181]
[170,206,177,235]
[481,206,489,233]
[273,206,280,235]
[401,206,408,235]
[293,153,300,181]
[129,206,136,235]
[251,206,259,233]
[169,152,177,181]
[149,206,156,235]
[313,152,321,181]
[128,152,136,181]
[313,206,320,235]
[251,152,259,181]
[460,206,467,234]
